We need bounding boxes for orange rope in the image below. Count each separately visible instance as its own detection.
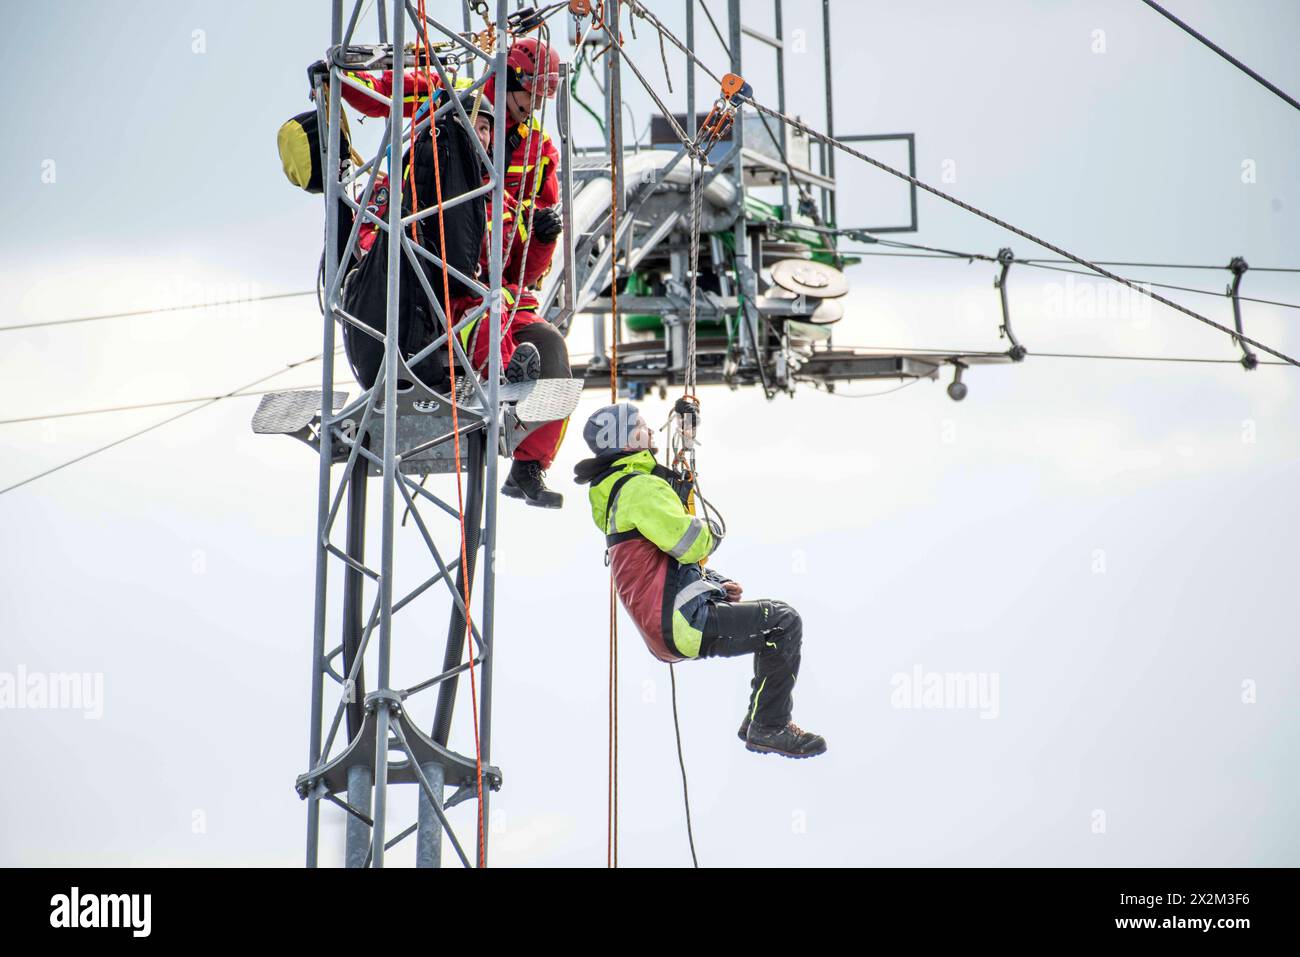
[603,0,620,870]
[415,0,487,868]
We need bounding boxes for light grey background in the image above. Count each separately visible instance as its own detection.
[0,1,1295,866]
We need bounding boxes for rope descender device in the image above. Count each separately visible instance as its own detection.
[665,394,702,481]
[673,395,701,452]
[692,73,751,156]
[663,395,727,552]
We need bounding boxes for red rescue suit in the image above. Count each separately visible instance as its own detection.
[449,190,566,468]
[340,69,442,118]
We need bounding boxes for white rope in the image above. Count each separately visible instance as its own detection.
[686,154,704,395]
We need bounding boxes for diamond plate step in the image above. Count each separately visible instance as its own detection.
[496,377,583,423]
[252,390,348,434]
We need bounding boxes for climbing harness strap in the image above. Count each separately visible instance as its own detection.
[602,472,642,552]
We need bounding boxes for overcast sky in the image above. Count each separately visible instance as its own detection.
[1,1,1297,867]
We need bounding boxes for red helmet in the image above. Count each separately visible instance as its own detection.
[505,37,560,98]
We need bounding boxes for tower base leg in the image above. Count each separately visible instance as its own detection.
[346,765,373,868]
[416,762,446,868]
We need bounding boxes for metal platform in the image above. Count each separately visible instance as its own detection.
[253,390,348,440]
[257,376,581,476]
[572,345,1017,390]
[495,377,583,424]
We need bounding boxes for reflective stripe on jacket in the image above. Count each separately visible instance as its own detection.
[586,450,726,661]
[340,70,443,118]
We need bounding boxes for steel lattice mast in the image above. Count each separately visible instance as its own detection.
[290,0,511,869]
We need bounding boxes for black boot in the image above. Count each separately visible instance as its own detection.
[502,458,563,509]
[505,342,542,384]
[737,715,751,742]
[745,720,827,759]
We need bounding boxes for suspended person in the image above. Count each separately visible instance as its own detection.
[573,403,827,759]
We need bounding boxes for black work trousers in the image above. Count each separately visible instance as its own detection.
[513,320,571,379]
[698,599,803,729]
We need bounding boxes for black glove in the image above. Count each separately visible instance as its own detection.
[531,205,563,244]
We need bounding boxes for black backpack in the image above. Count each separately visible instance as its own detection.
[341,113,486,392]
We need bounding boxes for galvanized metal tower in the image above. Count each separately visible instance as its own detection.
[254,0,586,868]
